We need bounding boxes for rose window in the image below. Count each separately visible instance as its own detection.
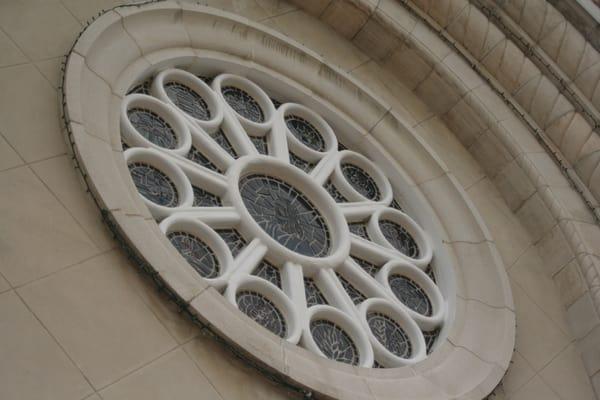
[120,68,447,368]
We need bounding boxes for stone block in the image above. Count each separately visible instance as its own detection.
[567,292,600,340]
[99,348,221,400]
[511,282,570,371]
[451,241,512,309]
[0,166,99,286]
[561,113,593,165]
[414,67,462,115]
[0,291,93,400]
[419,173,491,243]
[556,25,586,79]
[515,193,556,243]
[0,0,81,61]
[353,14,402,62]
[448,298,515,366]
[371,112,447,184]
[184,333,294,400]
[282,341,374,400]
[540,344,597,400]
[0,64,66,163]
[554,259,587,308]
[469,128,513,179]
[18,251,177,389]
[78,11,143,86]
[380,42,433,90]
[190,288,286,374]
[492,159,536,211]
[320,0,373,39]
[118,2,191,55]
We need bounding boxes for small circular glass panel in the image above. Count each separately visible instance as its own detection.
[285,115,326,152]
[367,312,412,358]
[379,220,419,258]
[388,275,432,316]
[164,82,211,120]
[341,163,381,201]
[310,320,359,365]
[236,290,287,338]
[239,174,330,257]
[128,162,178,207]
[127,108,177,149]
[222,86,264,122]
[167,231,219,278]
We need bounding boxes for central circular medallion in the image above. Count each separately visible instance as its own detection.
[239,174,330,257]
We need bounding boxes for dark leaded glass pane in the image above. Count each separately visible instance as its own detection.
[129,162,178,207]
[127,79,151,95]
[127,108,177,149]
[341,163,381,201]
[222,86,264,122]
[253,260,281,288]
[379,220,419,258]
[236,290,287,338]
[324,180,348,203]
[216,229,247,257]
[367,312,412,358]
[167,231,219,278]
[372,360,385,368]
[192,186,222,207]
[271,97,282,109]
[351,256,380,277]
[285,115,326,151]
[337,141,348,151]
[164,81,211,120]
[311,320,359,365]
[337,274,366,305]
[197,75,213,85]
[388,275,432,316]
[250,135,268,155]
[423,328,440,354]
[425,264,436,283]
[121,140,130,150]
[187,146,222,173]
[348,221,369,240]
[304,278,328,307]
[239,175,330,257]
[212,129,238,158]
[390,198,403,211]
[289,152,314,173]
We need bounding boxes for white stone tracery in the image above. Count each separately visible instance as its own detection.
[120,67,447,369]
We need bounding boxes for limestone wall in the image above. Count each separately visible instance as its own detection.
[0,0,597,399]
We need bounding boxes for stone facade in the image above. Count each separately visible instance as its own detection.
[0,0,597,399]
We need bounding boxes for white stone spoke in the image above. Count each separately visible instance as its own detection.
[339,201,383,221]
[227,238,267,282]
[221,111,259,156]
[342,258,393,302]
[282,262,307,322]
[317,269,358,317]
[178,206,241,228]
[173,159,229,193]
[350,235,398,263]
[310,152,339,184]
[188,123,236,169]
[269,116,289,162]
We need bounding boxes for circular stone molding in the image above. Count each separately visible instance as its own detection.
[62,3,515,399]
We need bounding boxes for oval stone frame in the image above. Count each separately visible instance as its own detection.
[61,2,515,399]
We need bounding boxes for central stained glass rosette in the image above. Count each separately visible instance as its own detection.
[239,174,331,257]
